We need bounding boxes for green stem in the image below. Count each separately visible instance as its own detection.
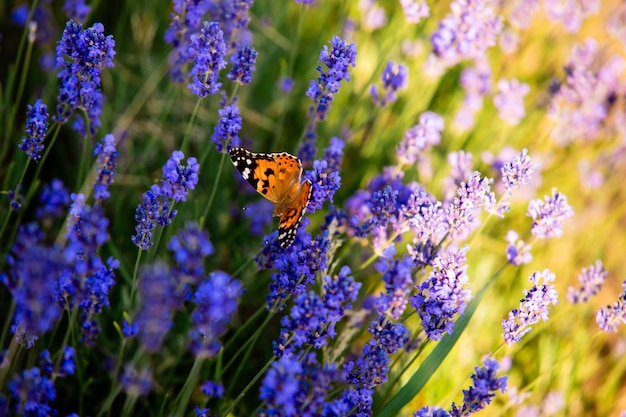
[0,337,19,391]
[0,299,16,350]
[129,248,143,312]
[273,4,306,150]
[199,151,228,229]
[181,98,203,155]
[171,356,205,417]
[54,307,80,373]
[221,355,275,416]
[3,1,38,151]
[0,158,30,240]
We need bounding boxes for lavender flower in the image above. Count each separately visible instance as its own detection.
[449,359,507,416]
[164,0,210,82]
[132,185,177,250]
[205,0,254,47]
[120,364,153,397]
[1,224,63,348]
[505,230,532,266]
[189,271,243,358]
[596,281,626,332]
[445,172,495,240]
[508,0,540,29]
[548,39,623,144]
[544,0,600,33]
[132,150,197,249]
[306,36,357,122]
[527,189,574,239]
[63,0,91,22]
[400,0,430,24]
[346,318,408,396]
[278,76,294,93]
[443,151,473,200]
[62,195,118,343]
[493,78,530,126]
[414,406,451,417]
[260,353,336,416]
[275,266,360,356]
[375,248,415,320]
[410,246,472,340]
[567,260,608,304]
[135,261,178,352]
[55,20,115,137]
[187,21,228,98]
[397,111,444,165]
[227,42,257,84]
[8,367,57,416]
[502,269,558,345]
[501,149,540,192]
[200,380,224,398]
[370,61,409,107]
[212,100,242,152]
[36,179,70,220]
[454,61,492,131]
[168,223,214,300]
[257,219,330,308]
[304,159,341,213]
[11,4,56,46]
[428,0,502,73]
[160,150,200,202]
[93,133,118,200]
[18,99,49,161]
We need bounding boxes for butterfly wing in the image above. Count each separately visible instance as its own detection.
[278,179,312,248]
[229,147,281,203]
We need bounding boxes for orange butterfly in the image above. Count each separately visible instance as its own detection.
[229,148,312,248]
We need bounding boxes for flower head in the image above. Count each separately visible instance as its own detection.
[596,281,626,332]
[449,359,507,416]
[502,269,558,345]
[8,367,56,416]
[505,230,532,266]
[55,20,115,136]
[397,111,444,165]
[2,224,63,348]
[212,100,242,152]
[306,36,357,122]
[401,0,430,24]
[568,260,608,304]
[501,149,540,192]
[168,223,214,300]
[19,99,49,161]
[189,271,243,358]
[36,179,71,221]
[527,188,574,239]
[493,78,530,126]
[410,246,472,340]
[135,261,179,352]
[371,61,409,107]
[161,150,200,202]
[93,133,118,200]
[63,0,91,22]
[227,42,257,84]
[187,21,228,97]
[428,0,502,73]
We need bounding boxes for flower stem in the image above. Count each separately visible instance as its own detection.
[199,150,227,229]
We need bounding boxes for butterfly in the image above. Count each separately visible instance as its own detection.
[229,147,312,248]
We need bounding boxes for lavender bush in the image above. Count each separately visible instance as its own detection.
[1,1,625,416]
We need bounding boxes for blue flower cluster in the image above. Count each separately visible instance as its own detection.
[18,99,49,161]
[55,20,115,136]
[132,150,199,250]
